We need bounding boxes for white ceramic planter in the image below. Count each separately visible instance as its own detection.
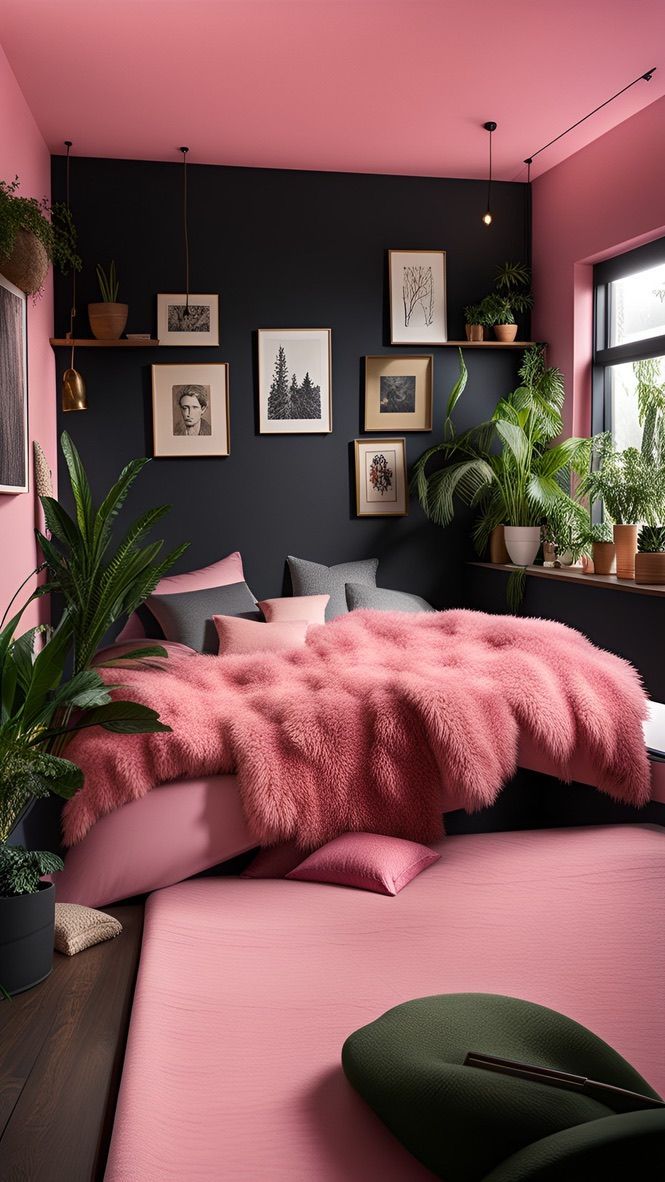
[503,526,541,567]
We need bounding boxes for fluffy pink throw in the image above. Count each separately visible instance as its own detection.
[62,610,650,848]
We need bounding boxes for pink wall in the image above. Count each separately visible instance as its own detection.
[532,94,665,438]
[0,43,55,625]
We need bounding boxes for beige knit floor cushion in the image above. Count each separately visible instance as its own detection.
[54,902,123,956]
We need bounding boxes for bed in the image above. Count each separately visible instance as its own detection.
[103,823,665,1181]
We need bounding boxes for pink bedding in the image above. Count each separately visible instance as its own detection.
[64,610,650,849]
[105,825,665,1181]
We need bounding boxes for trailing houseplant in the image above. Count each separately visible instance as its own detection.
[88,259,128,340]
[0,176,81,296]
[635,523,665,585]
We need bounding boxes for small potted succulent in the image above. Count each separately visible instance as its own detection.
[635,524,665,585]
[0,175,81,296]
[88,259,128,340]
[464,303,485,342]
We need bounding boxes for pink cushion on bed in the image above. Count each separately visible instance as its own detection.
[258,594,329,625]
[214,616,309,655]
[286,832,440,895]
[116,552,245,640]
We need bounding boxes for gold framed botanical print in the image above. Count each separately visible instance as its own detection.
[364,355,433,432]
[354,438,408,517]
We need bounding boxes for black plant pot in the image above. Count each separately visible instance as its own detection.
[0,881,55,996]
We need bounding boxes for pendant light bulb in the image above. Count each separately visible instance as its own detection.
[482,121,497,227]
[482,211,493,226]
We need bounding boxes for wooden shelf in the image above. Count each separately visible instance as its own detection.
[442,340,538,349]
[50,338,159,348]
[471,561,665,598]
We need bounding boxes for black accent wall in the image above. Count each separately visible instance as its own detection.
[52,157,529,604]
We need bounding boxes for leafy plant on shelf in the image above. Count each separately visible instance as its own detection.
[96,259,120,302]
[0,175,82,288]
[638,524,665,553]
[470,262,534,329]
[578,435,665,525]
[464,303,485,326]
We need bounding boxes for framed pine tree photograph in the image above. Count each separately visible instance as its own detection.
[258,329,332,434]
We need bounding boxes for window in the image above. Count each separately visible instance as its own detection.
[593,238,665,451]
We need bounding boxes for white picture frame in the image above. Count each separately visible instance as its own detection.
[152,364,230,457]
[0,272,28,494]
[388,250,447,345]
[258,328,332,434]
[157,293,219,346]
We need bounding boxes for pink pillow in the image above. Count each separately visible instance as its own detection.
[286,832,440,896]
[214,615,308,655]
[117,552,246,641]
[258,594,329,625]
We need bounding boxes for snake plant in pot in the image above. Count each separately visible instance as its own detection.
[0,433,188,995]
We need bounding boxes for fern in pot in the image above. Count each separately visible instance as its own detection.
[578,437,665,579]
[88,259,128,340]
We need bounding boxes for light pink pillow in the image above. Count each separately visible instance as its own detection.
[214,615,308,655]
[286,832,440,896]
[258,594,329,626]
[117,552,246,641]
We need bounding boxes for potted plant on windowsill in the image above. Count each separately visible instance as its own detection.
[0,176,81,296]
[88,259,128,340]
[578,438,665,579]
[635,524,665,585]
[583,522,616,575]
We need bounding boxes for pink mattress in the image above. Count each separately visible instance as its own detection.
[105,824,665,1181]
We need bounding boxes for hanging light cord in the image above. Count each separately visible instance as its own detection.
[180,146,190,316]
[64,140,76,364]
[523,67,655,168]
[486,126,493,213]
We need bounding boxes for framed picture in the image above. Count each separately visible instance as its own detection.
[354,438,408,517]
[151,364,230,457]
[388,250,447,345]
[157,294,219,346]
[364,355,433,432]
[258,328,332,434]
[0,273,28,494]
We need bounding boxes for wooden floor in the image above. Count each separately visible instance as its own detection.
[0,903,143,1182]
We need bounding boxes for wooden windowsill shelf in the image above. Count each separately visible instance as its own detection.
[442,340,538,349]
[50,338,159,348]
[471,562,665,598]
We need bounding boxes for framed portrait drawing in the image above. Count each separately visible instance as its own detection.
[0,273,28,494]
[354,438,408,517]
[258,328,332,434]
[151,364,230,457]
[157,294,219,346]
[364,355,433,432]
[388,250,447,345]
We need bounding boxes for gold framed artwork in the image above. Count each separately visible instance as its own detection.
[151,364,230,457]
[258,328,332,434]
[354,438,408,517]
[388,249,447,345]
[156,293,219,346]
[364,355,433,432]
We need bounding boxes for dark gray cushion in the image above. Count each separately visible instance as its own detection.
[287,555,378,620]
[345,583,435,613]
[147,582,259,653]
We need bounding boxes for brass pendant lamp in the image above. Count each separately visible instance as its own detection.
[61,140,87,412]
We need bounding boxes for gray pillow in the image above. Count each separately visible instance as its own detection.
[287,555,379,620]
[147,582,260,653]
[345,583,435,613]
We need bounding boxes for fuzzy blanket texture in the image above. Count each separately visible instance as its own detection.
[62,610,651,848]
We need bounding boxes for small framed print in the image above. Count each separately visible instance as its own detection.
[258,328,332,434]
[354,438,408,517]
[388,250,447,345]
[152,364,230,457]
[157,294,219,346]
[364,355,433,432]
[0,273,28,494]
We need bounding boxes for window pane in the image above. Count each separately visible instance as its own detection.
[609,262,665,346]
[609,356,665,451]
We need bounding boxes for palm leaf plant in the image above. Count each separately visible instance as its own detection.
[578,435,665,525]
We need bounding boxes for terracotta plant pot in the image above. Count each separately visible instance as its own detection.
[613,523,639,580]
[88,302,128,340]
[503,525,541,566]
[0,229,49,294]
[489,524,510,564]
[635,551,665,585]
[591,541,616,575]
[493,323,518,343]
[465,324,484,342]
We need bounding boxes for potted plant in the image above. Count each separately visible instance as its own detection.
[584,522,616,575]
[0,432,188,994]
[88,260,128,340]
[464,303,485,343]
[635,524,665,585]
[493,261,533,341]
[476,293,518,342]
[0,175,81,296]
[579,438,665,579]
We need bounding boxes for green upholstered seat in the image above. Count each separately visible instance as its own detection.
[342,993,665,1181]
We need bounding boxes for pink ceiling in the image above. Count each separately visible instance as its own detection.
[2,0,664,181]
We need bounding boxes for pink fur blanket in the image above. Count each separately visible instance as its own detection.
[62,609,651,848]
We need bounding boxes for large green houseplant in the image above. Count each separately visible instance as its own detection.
[0,433,188,995]
[0,176,81,296]
[578,435,665,579]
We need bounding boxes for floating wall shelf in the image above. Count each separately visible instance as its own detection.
[50,338,159,348]
[442,341,538,349]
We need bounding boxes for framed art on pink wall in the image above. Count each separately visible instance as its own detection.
[0,272,28,494]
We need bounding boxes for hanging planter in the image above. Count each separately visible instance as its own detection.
[0,176,81,297]
[0,228,49,295]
